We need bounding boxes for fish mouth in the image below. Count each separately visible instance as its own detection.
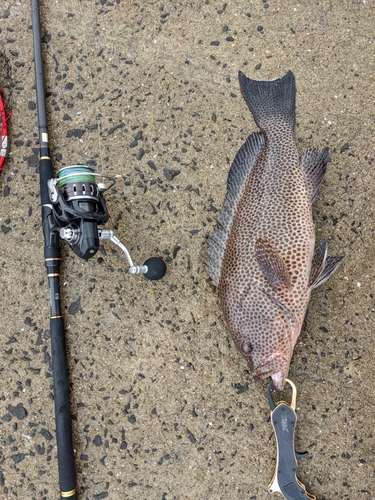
[271,372,287,392]
[253,351,290,389]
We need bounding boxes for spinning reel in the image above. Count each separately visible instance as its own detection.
[47,165,166,280]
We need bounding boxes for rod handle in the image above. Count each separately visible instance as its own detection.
[50,315,77,499]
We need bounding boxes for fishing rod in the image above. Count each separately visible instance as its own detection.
[31,1,166,497]
[31,0,77,497]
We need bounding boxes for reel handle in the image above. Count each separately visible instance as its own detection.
[98,229,166,280]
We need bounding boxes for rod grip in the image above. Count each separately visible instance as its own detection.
[50,315,77,500]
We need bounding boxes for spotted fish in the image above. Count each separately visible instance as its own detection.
[205,70,343,391]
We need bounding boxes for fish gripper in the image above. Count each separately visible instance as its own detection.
[267,379,316,500]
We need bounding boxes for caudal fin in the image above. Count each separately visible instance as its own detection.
[238,70,296,133]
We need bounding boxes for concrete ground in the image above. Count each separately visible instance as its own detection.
[1,1,374,499]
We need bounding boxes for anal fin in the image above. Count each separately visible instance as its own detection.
[309,239,328,286]
[300,147,329,203]
[310,256,344,289]
[309,240,343,289]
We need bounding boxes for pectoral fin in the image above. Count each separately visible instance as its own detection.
[309,240,343,289]
[255,237,292,290]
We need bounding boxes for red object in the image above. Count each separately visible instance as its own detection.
[0,87,11,173]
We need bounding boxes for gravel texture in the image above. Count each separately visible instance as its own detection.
[0,1,375,499]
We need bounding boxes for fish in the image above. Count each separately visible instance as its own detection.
[205,70,343,391]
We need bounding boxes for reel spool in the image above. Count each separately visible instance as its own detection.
[47,165,166,280]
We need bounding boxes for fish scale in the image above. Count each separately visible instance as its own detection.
[205,70,343,391]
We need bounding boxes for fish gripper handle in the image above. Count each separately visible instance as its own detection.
[268,402,316,500]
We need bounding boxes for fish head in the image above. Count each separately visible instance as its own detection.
[234,292,301,392]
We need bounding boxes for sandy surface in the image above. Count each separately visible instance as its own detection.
[1,1,375,499]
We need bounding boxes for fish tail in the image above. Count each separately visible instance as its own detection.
[238,71,296,133]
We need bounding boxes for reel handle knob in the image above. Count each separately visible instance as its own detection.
[143,257,167,280]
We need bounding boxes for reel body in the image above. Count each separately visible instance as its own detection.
[47,165,166,279]
[48,166,109,259]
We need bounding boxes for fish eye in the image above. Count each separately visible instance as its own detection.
[242,341,253,354]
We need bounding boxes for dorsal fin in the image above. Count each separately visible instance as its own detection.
[204,132,265,286]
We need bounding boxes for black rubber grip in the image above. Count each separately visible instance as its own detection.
[50,316,77,500]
